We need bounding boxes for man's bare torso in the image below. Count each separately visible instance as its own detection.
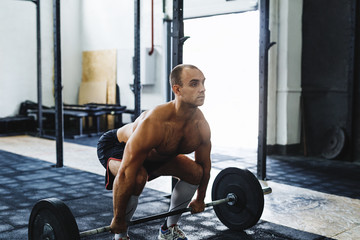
[116,102,206,162]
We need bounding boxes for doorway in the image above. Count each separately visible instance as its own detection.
[183,11,259,152]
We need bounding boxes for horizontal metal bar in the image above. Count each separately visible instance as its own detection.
[129,196,231,226]
[79,226,111,238]
[14,0,37,4]
[79,196,231,237]
[79,187,272,237]
[263,186,272,195]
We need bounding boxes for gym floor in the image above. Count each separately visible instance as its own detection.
[0,135,359,239]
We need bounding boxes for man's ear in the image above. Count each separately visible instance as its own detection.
[172,85,181,95]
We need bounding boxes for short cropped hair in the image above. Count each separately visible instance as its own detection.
[169,64,200,87]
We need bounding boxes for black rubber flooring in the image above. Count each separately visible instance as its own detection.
[2,135,358,239]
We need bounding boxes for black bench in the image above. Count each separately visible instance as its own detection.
[0,115,35,135]
[64,103,127,129]
[21,100,127,138]
[27,109,94,138]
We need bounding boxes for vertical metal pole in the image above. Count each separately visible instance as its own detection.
[351,0,360,160]
[53,0,63,167]
[133,0,141,119]
[171,0,184,189]
[165,19,172,102]
[36,0,43,136]
[346,0,357,161]
[172,0,184,68]
[257,0,270,180]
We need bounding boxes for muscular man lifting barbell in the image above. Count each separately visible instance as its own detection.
[97,64,211,240]
[28,64,270,239]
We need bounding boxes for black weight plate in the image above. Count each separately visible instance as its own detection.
[28,198,80,240]
[321,127,346,159]
[212,167,264,231]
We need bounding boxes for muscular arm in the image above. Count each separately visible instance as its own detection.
[194,120,212,203]
[111,118,162,232]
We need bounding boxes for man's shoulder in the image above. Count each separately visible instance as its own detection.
[194,108,208,123]
[154,102,173,112]
[194,110,211,139]
[137,103,172,127]
[147,102,173,119]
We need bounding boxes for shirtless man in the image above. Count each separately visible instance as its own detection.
[97,64,211,240]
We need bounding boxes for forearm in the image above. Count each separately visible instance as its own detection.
[195,169,210,201]
[112,171,135,222]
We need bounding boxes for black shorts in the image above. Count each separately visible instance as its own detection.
[97,129,126,190]
[97,129,167,190]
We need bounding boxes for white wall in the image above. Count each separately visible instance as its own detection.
[41,0,56,108]
[0,0,78,115]
[0,1,37,117]
[267,0,303,145]
[0,0,166,118]
[80,0,166,111]
[61,0,82,105]
[267,0,279,145]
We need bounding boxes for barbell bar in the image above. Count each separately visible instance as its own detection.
[79,193,239,237]
[28,167,272,239]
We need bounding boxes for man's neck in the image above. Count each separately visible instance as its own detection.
[172,100,197,121]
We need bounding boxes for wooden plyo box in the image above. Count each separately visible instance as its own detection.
[80,49,117,129]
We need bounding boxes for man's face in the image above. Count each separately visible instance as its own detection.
[177,68,206,107]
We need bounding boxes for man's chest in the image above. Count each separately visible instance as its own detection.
[157,125,202,155]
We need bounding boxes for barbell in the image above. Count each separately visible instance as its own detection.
[28,167,272,239]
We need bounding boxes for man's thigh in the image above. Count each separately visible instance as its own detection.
[109,159,148,195]
[152,155,203,185]
[109,159,122,177]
